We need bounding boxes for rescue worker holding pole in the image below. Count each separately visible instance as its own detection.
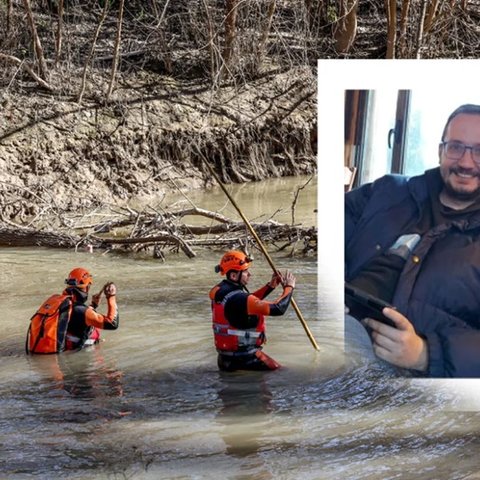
[199,152,319,353]
[210,250,296,371]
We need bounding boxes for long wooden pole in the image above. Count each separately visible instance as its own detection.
[202,159,320,351]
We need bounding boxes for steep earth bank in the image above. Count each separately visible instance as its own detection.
[0,67,317,223]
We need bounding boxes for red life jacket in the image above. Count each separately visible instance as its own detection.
[26,293,74,354]
[210,282,265,354]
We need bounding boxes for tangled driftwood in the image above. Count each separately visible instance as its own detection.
[0,203,317,259]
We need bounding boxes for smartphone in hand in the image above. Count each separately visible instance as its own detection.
[345,283,397,328]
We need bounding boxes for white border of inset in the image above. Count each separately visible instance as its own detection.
[317,59,480,407]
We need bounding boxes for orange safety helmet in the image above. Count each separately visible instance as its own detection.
[65,267,93,290]
[216,250,252,275]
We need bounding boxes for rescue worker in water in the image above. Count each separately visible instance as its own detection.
[210,250,296,371]
[64,267,119,350]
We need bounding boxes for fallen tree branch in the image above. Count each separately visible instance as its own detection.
[0,202,316,258]
[0,226,79,248]
[0,53,54,91]
[91,231,195,258]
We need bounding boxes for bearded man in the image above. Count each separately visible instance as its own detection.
[345,104,480,377]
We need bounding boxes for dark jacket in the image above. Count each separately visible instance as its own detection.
[346,168,480,377]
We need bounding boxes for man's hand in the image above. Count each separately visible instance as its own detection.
[281,270,296,289]
[268,271,282,289]
[362,307,428,372]
[103,282,116,298]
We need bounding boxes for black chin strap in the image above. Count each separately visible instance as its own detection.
[225,273,249,293]
[66,287,88,303]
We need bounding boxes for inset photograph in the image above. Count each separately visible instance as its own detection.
[345,87,480,378]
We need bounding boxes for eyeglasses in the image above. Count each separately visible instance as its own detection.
[441,141,480,163]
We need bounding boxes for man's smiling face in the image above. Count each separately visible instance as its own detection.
[439,113,480,202]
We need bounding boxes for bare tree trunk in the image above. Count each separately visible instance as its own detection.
[55,0,64,66]
[398,0,411,58]
[106,0,125,100]
[78,1,110,104]
[415,0,428,59]
[203,0,217,83]
[424,0,439,33]
[7,0,13,34]
[150,0,159,17]
[23,0,49,80]
[223,0,239,75]
[385,0,397,59]
[256,0,277,69]
[461,0,468,9]
[305,0,313,29]
[307,0,327,28]
[153,0,172,76]
[334,0,358,54]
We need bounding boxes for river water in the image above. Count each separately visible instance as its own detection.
[2,176,480,479]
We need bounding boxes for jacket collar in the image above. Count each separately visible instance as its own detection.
[407,167,439,205]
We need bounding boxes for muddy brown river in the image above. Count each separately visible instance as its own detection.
[2,177,480,479]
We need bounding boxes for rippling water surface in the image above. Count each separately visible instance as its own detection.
[2,178,480,479]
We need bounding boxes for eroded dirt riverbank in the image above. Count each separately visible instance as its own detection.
[0,67,316,223]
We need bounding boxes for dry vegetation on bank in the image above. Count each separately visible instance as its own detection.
[1,1,319,221]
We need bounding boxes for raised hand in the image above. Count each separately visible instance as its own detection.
[282,270,296,289]
[268,271,282,288]
[103,282,117,298]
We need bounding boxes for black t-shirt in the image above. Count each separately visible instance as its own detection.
[225,291,259,330]
[350,169,480,303]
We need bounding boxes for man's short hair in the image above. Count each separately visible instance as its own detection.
[441,104,480,141]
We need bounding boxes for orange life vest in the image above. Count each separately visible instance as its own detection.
[26,294,73,354]
[210,283,266,354]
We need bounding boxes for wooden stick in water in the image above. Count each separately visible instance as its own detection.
[201,157,320,351]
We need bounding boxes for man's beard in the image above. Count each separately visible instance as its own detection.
[444,167,480,201]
